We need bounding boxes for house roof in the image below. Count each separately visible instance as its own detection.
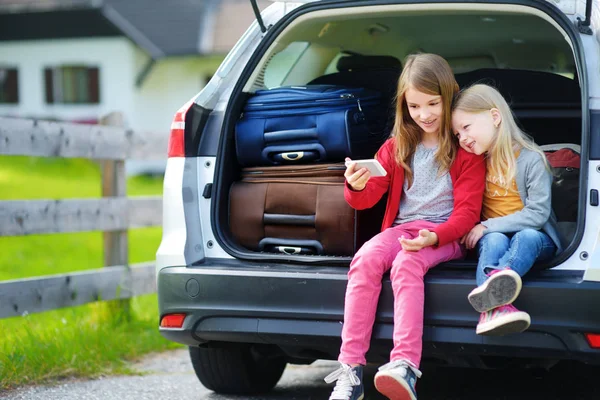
[0,0,271,58]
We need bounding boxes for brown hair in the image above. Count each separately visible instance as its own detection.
[392,53,459,186]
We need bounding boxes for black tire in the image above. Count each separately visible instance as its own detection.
[189,343,287,395]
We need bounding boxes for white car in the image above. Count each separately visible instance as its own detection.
[157,0,600,395]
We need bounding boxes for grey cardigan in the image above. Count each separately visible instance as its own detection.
[481,148,563,253]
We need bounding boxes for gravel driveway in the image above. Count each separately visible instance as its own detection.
[2,349,599,399]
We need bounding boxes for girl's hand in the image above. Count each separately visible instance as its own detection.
[399,229,439,252]
[461,224,487,250]
[344,157,371,191]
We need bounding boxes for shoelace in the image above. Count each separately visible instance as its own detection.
[378,359,423,379]
[324,363,361,400]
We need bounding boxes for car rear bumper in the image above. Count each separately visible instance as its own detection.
[158,258,600,366]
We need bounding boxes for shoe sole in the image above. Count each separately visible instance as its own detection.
[476,311,531,336]
[468,270,522,313]
[374,373,415,400]
[328,391,364,400]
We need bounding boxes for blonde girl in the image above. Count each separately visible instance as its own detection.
[452,84,562,336]
[325,54,485,400]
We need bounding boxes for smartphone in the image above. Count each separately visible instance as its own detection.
[345,158,387,177]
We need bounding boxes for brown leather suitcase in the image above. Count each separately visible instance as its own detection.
[229,163,359,256]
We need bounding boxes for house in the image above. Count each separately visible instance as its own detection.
[0,0,269,172]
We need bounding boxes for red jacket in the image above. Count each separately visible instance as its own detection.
[344,138,486,247]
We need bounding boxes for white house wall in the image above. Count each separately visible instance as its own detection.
[0,36,225,170]
[132,48,224,134]
[126,50,224,175]
[0,37,135,123]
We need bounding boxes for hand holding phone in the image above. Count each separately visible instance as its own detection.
[345,158,387,177]
[344,157,386,191]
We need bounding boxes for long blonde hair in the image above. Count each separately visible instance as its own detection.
[452,84,549,184]
[393,53,459,186]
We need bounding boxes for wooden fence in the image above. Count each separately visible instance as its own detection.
[0,113,168,319]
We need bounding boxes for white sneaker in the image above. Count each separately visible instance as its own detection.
[324,363,364,400]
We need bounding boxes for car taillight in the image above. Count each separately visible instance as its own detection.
[585,333,600,349]
[168,99,194,157]
[160,313,186,328]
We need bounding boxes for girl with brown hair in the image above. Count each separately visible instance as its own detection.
[325,53,486,400]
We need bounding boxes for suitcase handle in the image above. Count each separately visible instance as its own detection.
[282,152,305,161]
[262,144,326,164]
[264,213,316,226]
[276,246,304,255]
[264,128,318,143]
[272,151,320,163]
[258,238,324,255]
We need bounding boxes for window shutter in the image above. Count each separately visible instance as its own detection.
[44,68,54,104]
[88,67,99,103]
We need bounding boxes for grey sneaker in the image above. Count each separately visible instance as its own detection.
[324,363,364,400]
[468,268,522,313]
[374,359,421,400]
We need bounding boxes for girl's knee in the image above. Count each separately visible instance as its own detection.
[357,234,393,255]
[513,229,541,244]
[514,228,539,238]
[481,232,509,248]
[349,250,387,281]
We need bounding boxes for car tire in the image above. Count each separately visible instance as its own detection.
[189,343,287,394]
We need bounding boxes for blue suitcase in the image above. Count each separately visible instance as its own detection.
[235,85,390,167]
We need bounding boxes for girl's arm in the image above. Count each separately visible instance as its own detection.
[344,139,393,210]
[481,154,552,233]
[432,151,486,246]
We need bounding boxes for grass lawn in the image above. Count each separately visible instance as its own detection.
[0,156,182,390]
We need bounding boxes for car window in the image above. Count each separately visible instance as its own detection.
[264,41,309,88]
[324,53,344,75]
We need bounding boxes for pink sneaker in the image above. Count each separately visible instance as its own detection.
[468,268,522,313]
[476,304,531,336]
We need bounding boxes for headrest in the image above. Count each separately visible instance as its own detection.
[336,55,402,72]
[454,68,580,106]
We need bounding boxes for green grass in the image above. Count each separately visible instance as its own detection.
[0,295,181,390]
[0,156,163,280]
[0,228,162,281]
[0,156,182,391]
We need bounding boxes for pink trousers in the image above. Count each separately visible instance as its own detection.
[338,220,465,367]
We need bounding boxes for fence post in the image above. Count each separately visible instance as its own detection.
[99,112,130,318]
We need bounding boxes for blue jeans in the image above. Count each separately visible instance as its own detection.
[476,229,556,286]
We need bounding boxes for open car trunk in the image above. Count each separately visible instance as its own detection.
[211,0,585,270]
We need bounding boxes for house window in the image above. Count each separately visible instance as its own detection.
[44,66,100,104]
[0,67,19,104]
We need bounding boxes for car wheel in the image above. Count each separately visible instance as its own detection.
[189,342,287,394]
